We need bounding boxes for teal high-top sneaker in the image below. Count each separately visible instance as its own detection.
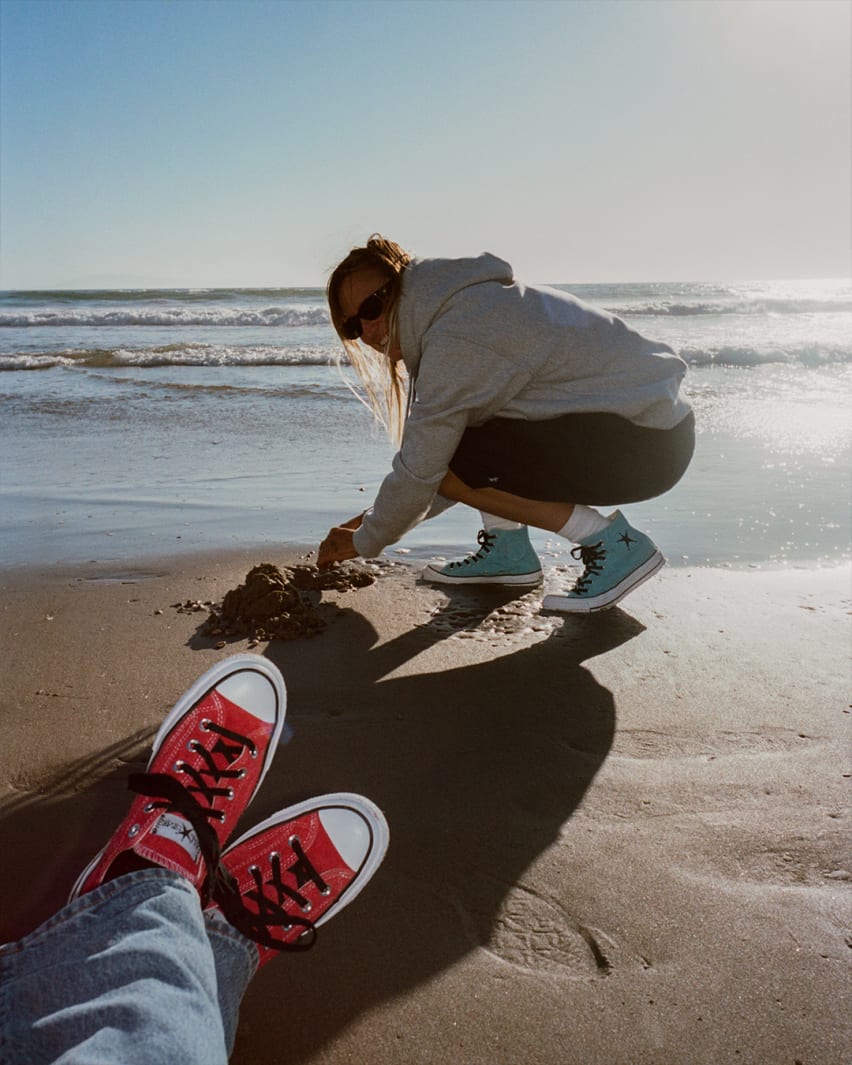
[542,511,664,612]
[422,526,543,586]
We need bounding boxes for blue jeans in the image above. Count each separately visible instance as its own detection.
[0,869,258,1065]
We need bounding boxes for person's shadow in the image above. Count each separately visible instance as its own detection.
[0,580,642,1064]
[228,587,642,1063]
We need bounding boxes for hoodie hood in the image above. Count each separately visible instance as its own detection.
[398,254,514,376]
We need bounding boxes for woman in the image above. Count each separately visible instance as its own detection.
[318,235,694,612]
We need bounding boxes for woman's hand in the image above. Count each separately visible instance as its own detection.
[317,522,360,570]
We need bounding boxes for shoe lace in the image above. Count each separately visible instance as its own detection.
[569,541,606,594]
[179,722,257,808]
[449,529,495,569]
[127,772,227,902]
[211,836,330,953]
[126,721,258,903]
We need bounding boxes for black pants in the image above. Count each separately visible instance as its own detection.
[449,410,695,506]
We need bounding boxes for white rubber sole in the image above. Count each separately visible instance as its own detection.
[542,552,665,613]
[421,564,543,587]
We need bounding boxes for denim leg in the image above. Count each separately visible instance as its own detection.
[0,868,257,1065]
[204,909,259,1057]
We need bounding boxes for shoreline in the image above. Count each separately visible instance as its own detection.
[3,363,851,574]
[3,535,849,583]
[1,551,849,1064]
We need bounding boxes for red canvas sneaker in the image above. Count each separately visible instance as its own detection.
[69,655,286,901]
[209,794,389,966]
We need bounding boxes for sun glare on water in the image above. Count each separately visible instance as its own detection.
[717,366,851,462]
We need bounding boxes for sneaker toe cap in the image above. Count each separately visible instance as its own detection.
[216,669,280,723]
[319,807,373,871]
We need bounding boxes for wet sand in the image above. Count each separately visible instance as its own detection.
[1,550,849,1064]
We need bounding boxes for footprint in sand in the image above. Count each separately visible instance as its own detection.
[452,882,645,980]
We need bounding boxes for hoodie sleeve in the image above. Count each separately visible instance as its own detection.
[351,334,533,558]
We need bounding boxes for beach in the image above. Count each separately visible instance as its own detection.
[1,277,850,1061]
[0,548,849,1064]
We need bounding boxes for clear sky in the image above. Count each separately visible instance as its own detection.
[1,0,849,288]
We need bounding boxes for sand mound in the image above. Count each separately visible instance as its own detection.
[192,562,374,642]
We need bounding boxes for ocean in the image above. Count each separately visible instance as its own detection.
[1,279,849,571]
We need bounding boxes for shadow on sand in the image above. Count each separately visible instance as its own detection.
[232,598,643,1063]
[0,589,643,1063]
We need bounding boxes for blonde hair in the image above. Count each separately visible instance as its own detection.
[327,234,412,446]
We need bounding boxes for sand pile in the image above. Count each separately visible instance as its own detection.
[186,562,374,643]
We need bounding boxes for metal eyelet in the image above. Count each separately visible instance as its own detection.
[321,886,331,896]
[128,824,140,838]
[301,901,312,913]
[288,835,300,847]
[143,803,155,813]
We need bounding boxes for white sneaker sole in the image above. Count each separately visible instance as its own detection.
[421,564,543,587]
[542,552,665,613]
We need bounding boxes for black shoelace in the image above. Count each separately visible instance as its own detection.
[570,541,606,594]
[212,836,329,953]
[127,720,258,905]
[127,772,226,903]
[180,721,258,807]
[449,529,495,569]
[130,721,326,953]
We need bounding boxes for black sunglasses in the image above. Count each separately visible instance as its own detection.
[340,282,391,341]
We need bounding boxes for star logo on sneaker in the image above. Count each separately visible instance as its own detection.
[618,531,637,550]
[154,813,201,862]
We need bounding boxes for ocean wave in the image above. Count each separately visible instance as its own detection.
[0,354,71,371]
[2,340,849,372]
[609,297,852,317]
[6,299,849,326]
[2,286,324,302]
[0,305,330,328]
[0,344,338,370]
[680,343,850,367]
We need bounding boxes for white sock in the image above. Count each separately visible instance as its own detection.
[557,505,611,543]
[479,511,523,532]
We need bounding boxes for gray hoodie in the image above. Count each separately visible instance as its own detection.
[352,254,691,559]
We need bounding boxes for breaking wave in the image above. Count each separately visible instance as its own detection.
[0,344,338,371]
[0,306,330,329]
[2,340,848,373]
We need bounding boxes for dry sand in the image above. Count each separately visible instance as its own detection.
[1,550,849,1065]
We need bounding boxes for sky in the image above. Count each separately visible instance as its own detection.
[0,0,849,288]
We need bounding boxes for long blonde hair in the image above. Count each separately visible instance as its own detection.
[327,234,412,446]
